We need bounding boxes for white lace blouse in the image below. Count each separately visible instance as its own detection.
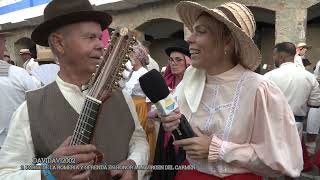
[175,64,303,177]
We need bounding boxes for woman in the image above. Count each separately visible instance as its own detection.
[151,40,190,180]
[161,1,303,180]
[164,40,191,90]
[123,44,156,168]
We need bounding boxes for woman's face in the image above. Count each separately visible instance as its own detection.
[168,51,187,75]
[187,15,225,70]
[129,53,141,69]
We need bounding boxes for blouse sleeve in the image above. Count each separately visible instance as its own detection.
[209,80,303,177]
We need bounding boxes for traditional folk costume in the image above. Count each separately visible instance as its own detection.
[152,40,190,180]
[172,1,303,179]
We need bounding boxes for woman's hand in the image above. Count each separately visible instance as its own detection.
[160,109,181,132]
[174,127,211,160]
[146,119,155,134]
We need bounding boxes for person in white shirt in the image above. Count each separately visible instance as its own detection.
[30,48,60,86]
[123,44,156,176]
[0,62,37,146]
[20,48,39,74]
[306,60,320,157]
[0,0,148,180]
[141,40,160,72]
[0,34,37,147]
[265,42,320,137]
[294,42,312,69]
[124,45,149,97]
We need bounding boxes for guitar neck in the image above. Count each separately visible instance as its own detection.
[70,96,102,145]
[69,28,134,146]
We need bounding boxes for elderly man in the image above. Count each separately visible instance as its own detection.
[0,0,149,180]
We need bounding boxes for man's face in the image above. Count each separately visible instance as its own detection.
[3,56,10,62]
[20,53,31,61]
[299,48,307,56]
[61,21,104,77]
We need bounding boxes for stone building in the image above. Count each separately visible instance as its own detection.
[1,0,320,73]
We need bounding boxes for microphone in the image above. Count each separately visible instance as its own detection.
[139,69,195,140]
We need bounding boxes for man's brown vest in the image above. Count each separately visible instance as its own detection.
[26,82,135,179]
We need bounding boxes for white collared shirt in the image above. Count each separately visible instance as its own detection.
[146,55,159,72]
[0,76,149,180]
[294,55,305,69]
[124,67,148,97]
[264,62,320,116]
[0,61,37,146]
[23,58,39,74]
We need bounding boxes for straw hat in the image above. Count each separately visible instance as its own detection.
[297,42,312,50]
[176,1,261,71]
[19,49,32,55]
[36,49,55,62]
[31,0,112,47]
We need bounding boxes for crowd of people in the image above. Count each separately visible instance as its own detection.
[0,0,320,180]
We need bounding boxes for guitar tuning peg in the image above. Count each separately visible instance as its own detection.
[92,73,95,77]
[130,41,136,45]
[119,67,125,72]
[125,54,129,59]
[121,63,126,68]
[96,65,99,68]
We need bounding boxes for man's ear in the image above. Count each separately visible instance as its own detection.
[49,32,65,55]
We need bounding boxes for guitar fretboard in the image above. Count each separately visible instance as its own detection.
[70,96,101,145]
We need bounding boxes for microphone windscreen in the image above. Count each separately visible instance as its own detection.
[139,69,170,103]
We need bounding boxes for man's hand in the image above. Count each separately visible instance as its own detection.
[50,136,97,180]
[160,109,181,132]
[110,159,137,180]
[174,127,211,160]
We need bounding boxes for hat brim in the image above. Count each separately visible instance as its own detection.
[31,10,112,47]
[165,47,191,57]
[35,58,55,62]
[19,52,32,55]
[176,2,262,71]
[299,45,312,50]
